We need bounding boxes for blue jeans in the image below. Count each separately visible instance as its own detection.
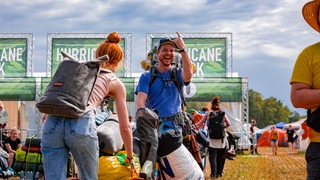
[41,111,98,180]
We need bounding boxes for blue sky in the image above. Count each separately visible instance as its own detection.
[1,0,317,115]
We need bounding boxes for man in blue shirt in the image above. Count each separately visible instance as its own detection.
[135,33,206,179]
[136,32,193,135]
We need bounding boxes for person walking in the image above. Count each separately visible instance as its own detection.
[286,125,296,155]
[41,32,135,180]
[290,1,320,178]
[269,125,279,156]
[249,119,260,155]
[195,96,231,179]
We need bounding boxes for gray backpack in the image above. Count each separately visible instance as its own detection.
[36,51,109,119]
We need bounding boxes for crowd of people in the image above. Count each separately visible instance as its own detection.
[3,0,319,176]
[38,31,239,179]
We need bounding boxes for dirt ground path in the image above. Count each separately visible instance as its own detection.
[8,147,306,180]
[204,147,307,180]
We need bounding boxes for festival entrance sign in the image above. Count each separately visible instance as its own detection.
[147,33,232,78]
[146,32,248,123]
[43,33,135,101]
[47,33,132,77]
[0,34,35,101]
[0,33,33,78]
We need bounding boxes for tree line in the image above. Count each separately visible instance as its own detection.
[249,89,305,128]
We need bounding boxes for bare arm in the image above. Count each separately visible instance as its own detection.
[137,92,147,109]
[5,143,14,153]
[109,79,133,159]
[224,115,231,128]
[172,32,193,82]
[268,131,272,142]
[195,114,207,128]
[291,82,320,109]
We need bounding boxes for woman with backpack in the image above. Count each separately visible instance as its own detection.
[41,32,135,180]
[196,96,231,179]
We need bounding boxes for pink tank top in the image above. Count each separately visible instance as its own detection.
[88,69,117,106]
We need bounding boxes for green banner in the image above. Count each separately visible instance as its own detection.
[184,78,243,102]
[41,77,135,102]
[0,38,28,78]
[0,78,36,100]
[50,37,127,77]
[119,77,135,101]
[151,37,227,78]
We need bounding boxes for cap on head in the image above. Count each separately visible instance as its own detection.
[302,0,320,32]
[188,109,196,114]
[156,38,177,51]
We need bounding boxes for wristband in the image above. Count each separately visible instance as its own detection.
[179,48,187,53]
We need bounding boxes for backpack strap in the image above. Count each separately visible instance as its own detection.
[149,66,158,86]
[170,67,187,107]
[85,70,112,114]
[148,65,188,111]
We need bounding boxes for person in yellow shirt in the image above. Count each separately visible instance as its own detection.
[268,125,279,156]
[290,0,320,179]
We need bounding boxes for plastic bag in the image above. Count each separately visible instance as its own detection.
[98,150,141,180]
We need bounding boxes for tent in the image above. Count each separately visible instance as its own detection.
[283,119,305,130]
[222,107,251,149]
[275,122,286,129]
[257,128,287,147]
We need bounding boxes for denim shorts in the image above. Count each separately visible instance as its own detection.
[41,111,98,180]
[270,139,278,143]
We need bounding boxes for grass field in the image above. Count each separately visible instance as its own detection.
[8,147,306,180]
[204,147,307,180]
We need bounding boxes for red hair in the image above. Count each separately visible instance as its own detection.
[96,32,123,65]
[211,96,221,111]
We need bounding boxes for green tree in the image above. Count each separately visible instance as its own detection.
[249,89,293,128]
[248,89,264,127]
[289,111,302,123]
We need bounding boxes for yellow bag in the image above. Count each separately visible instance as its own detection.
[98,150,141,180]
[15,148,43,164]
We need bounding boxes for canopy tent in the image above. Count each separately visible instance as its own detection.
[257,128,287,147]
[283,119,305,130]
[222,107,251,149]
[275,122,286,129]
[260,125,272,133]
